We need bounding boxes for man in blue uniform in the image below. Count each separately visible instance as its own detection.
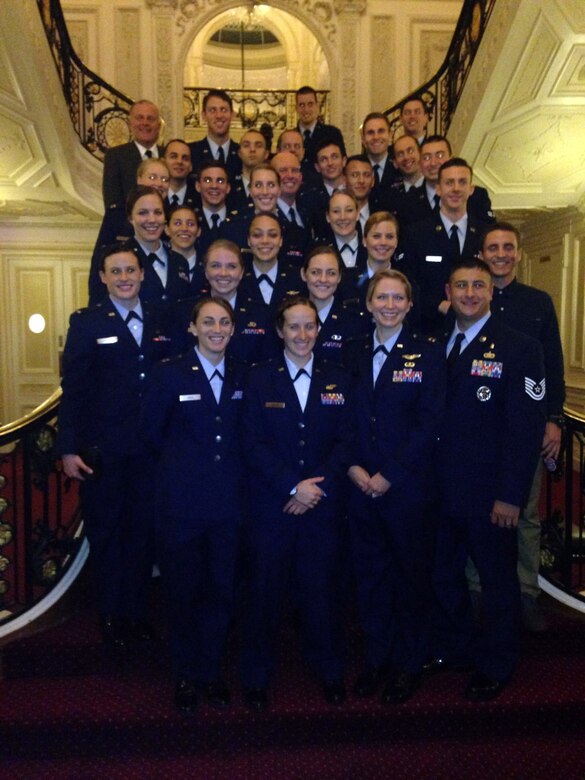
[401,158,487,334]
[295,85,345,170]
[431,258,546,700]
[58,243,182,646]
[405,135,495,226]
[240,297,353,711]
[189,89,242,183]
[471,222,565,631]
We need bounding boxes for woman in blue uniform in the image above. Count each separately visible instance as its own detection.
[346,269,446,704]
[316,190,368,271]
[240,296,354,711]
[174,238,280,364]
[300,245,369,365]
[342,211,400,307]
[140,297,246,715]
[88,185,192,308]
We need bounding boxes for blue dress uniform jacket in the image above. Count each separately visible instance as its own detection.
[237,261,305,317]
[140,350,246,681]
[345,329,446,672]
[313,298,370,366]
[57,299,181,621]
[130,238,191,311]
[58,300,179,455]
[189,138,242,182]
[173,293,281,366]
[404,183,495,227]
[240,356,354,688]
[491,279,565,418]
[433,316,546,682]
[299,121,346,167]
[89,237,192,310]
[402,214,487,333]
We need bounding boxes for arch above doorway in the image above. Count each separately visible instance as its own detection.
[146,0,366,153]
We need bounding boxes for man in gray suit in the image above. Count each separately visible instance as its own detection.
[102,100,163,210]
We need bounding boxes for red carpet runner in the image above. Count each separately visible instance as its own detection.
[1,594,585,779]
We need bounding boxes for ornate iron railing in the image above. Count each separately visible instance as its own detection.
[184,87,330,136]
[383,0,496,141]
[540,411,585,603]
[38,0,493,155]
[37,0,133,161]
[0,390,86,632]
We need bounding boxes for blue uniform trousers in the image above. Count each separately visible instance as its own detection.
[240,509,344,688]
[432,512,520,681]
[350,487,434,674]
[80,450,156,620]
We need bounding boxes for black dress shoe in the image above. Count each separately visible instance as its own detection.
[422,656,473,675]
[128,620,158,642]
[354,666,385,697]
[175,679,198,715]
[243,687,268,712]
[99,615,128,648]
[464,671,507,702]
[380,671,420,704]
[323,681,346,706]
[205,678,231,708]
[422,656,448,675]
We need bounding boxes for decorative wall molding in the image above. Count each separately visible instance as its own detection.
[175,1,338,44]
[370,16,395,111]
[115,10,141,99]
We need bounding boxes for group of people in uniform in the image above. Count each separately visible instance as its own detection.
[57,86,564,715]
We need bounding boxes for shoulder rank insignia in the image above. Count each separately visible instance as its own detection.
[525,377,546,400]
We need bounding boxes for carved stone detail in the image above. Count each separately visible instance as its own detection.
[146,0,179,7]
[335,2,362,148]
[371,16,395,111]
[419,30,452,86]
[0,119,32,180]
[115,10,141,99]
[332,0,366,14]
[175,1,338,43]
[67,20,90,64]
[154,13,176,132]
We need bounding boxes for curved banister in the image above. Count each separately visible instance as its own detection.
[539,409,585,610]
[0,389,61,440]
[38,0,496,158]
[382,0,496,141]
[0,391,86,635]
[37,0,133,161]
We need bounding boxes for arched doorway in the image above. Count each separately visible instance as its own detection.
[181,3,332,144]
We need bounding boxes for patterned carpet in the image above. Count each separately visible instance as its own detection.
[1,592,585,780]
